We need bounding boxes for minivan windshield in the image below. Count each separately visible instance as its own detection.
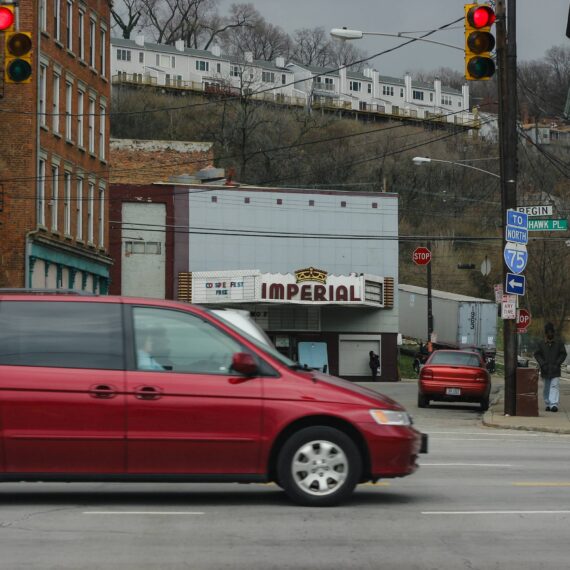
[207,310,297,368]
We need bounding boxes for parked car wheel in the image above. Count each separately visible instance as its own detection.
[480,396,490,412]
[277,427,361,507]
[418,393,429,408]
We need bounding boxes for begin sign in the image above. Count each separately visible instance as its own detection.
[413,247,432,265]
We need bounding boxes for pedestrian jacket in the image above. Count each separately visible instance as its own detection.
[534,339,567,379]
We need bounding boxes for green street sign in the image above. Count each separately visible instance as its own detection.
[528,218,568,231]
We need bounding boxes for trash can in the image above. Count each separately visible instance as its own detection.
[516,368,539,417]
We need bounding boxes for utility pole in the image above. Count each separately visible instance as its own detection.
[427,241,434,343]
[496,0,518,415]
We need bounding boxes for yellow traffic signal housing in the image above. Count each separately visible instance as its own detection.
[464,3,496,81]
[5,31,33,84]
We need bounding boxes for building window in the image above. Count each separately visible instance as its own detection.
[87,182,94,243]
[413,90,424,101]
[65,81,72,139]
[372,202,378,209]
[38,159,46,226]
[117,48,131,61]
[125,241,162,255]
[99,104,106,159]
[230,65,239,77]
[100,29,106,75]
[430,93,433,102]
[39,0,47,32]
[89,18,96,67]
[277,199,282,205]
[76,177,83,240]
[171,56,176,67]
[349,81,361,92]
[442,95,452,106]
[400,88,404,97]
[309,200,315,207]
[341,201,347,208]
[77,90,84,147]
[98,185,105,247]
[262,71,275,83]
[51,165,59,231]
[244,197,250,204]
[88,97,95,153]
[211,196,217,203]
[54,0,61,41]
[382,85,394,96]
[196,60,209,72]
[78,11,84,60]
[64,171,71,235]
[282,74,286,85]
[216,63,221,73]
[367,83,372,94]
[66,0,73,50]
[52,72,60,133]
[359,101,367,111]
[139,51,143,63]
[155,54,159,66]
[39,65,47,126]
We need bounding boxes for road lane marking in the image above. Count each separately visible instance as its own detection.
[427,431,542,437]
[513,482,570,487]
[420,463,514,467]
[422,510,570,515]
[83,511,205,515]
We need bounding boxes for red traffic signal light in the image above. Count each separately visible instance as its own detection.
[464,3,496,81]
[0,5,15,31]
[467,5,496,29]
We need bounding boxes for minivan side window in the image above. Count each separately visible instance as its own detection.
[132,307,244,375]
[0,301,124,369]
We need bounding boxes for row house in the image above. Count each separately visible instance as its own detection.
[0,0,112,291]
[111,36,473,125]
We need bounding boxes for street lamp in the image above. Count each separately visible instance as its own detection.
[412,156,500,178]
[330,28,463,51]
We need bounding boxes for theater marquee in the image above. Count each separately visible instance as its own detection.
[179,267,393,308]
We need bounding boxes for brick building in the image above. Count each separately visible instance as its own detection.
[0,0,112,291]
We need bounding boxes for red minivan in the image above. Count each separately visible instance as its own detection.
[0,293,427,506]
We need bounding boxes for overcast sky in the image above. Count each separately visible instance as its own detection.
[219,0,569,76]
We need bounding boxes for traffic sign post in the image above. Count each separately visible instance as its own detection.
[503,242,528,274]
[516,308,531,333]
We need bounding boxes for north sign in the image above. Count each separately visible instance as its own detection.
[505,273,525,296]
[503,243,528,274]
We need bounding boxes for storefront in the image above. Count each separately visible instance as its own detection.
[180,267,397,381]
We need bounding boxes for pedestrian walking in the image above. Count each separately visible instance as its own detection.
[534,322,567,413]
[369,350,380,381]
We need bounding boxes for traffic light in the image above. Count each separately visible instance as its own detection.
[0,5,15,32]
[5,31,33,83]
[464,3,496,81]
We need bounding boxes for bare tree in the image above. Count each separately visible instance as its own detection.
[111,0,146,39]
[327,38,368,72]
[291,27,332,67]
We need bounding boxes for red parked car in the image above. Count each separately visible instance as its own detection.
[418,350,491,411]
[0,292,427,506]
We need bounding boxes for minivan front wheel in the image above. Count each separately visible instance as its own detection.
[277,426,361,506]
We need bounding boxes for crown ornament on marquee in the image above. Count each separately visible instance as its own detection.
[294,267,328,284]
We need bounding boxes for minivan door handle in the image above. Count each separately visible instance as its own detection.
[134,386,163,400]
[89,384,118,399]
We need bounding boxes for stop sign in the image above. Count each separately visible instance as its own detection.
[413,247,432,265]
[517,309,531,332]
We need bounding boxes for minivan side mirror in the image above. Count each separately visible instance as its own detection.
[231,352,258,376]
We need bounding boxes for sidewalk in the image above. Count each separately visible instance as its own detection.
[483,376,570,434]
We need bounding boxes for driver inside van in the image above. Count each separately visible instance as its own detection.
[136,329,166,371]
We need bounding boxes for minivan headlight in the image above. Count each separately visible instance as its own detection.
[369,409,411,426]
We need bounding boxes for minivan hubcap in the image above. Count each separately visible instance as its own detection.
[291,440,348,496]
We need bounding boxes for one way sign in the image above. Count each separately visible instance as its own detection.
[505,273,526,296]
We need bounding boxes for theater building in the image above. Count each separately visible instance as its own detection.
[110,183,400,381]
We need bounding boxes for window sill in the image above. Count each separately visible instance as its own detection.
[89,66,98,76]
[65,138,74,146]
[101,76,108,83]
[64,234,73,241]
[41,30,50,40]
[51,230,61,237]
[53,132,62,140]
[79,59,87,67]
[40,124,49,132]
[89,152,97,159]
[78,146,86,153]
[38,225,48,232]
[99,158,107,165]
[66,49,76,58]
[55,40,64,49]
[76,238,85,245]
[87,242,96,249]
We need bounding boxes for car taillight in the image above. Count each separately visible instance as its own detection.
[421,368,433,380]
[476,374,487,382]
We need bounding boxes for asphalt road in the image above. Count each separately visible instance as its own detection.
[1,380,569,570]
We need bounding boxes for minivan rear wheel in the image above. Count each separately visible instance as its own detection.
[277,427,361,507]
[418,393,429,408]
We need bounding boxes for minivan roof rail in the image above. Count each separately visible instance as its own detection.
[0,288,97,296]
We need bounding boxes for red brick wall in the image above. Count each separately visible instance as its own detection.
[110,140,214,185]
